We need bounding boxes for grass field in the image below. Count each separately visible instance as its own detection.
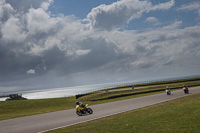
[79,78,200,101]
[47,92,200,133]
[0,77,200,120]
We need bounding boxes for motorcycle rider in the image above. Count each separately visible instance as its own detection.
[76,101,85,113]
[75,101,93,116]
[183,85,189,94]
[166,86,171,95]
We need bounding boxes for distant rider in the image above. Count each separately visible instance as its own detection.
[166,86,171,95]
[166,86,170,91]
[183,85,189,94]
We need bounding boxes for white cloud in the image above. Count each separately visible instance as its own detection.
[26,8,57,35]
[75,49,91,56]
[43,67,47,70]
[150,0,175,11]
[41,0,53,10]
[146,17,160,25]
[87,0,174,30]
[27,69,35,74]
[177,1,200,16]
[0,0,14,20]
[1,16,26,42]
[104,20,200,71]
[159,20,182,30]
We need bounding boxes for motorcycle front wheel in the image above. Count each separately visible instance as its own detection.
[76,111,83,116]
[87,108,93,114]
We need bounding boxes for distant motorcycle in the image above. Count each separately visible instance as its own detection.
[166,89,171,95]
[76,104,93,116]
[183,86,189,94]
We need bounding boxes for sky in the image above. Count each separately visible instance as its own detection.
[0,0,200,94]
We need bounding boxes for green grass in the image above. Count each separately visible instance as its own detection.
[0,96,76,120]
[0,77,200,120]
[79,79,200,101]
[47,92,200,133]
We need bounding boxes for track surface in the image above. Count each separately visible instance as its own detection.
[0,87,200,133]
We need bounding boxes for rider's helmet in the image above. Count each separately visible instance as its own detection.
[166,86,168,89]
[76,101,80,105]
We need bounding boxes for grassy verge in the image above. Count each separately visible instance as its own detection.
[79,79,200,101]
[0,77,200,120]
[0,96,75,120]
[47,92,200,133]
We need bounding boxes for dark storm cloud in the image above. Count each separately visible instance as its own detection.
[0,43,47,81]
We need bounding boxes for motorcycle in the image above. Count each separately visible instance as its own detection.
[166,89,171,95]
[76,104,93,116]
[183,87,189,94]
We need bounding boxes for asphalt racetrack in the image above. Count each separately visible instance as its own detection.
[0,87,200,133]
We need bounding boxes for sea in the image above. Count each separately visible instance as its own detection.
[0,81,137,101]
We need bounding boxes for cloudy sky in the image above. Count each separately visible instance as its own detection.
[0,0,200,93]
